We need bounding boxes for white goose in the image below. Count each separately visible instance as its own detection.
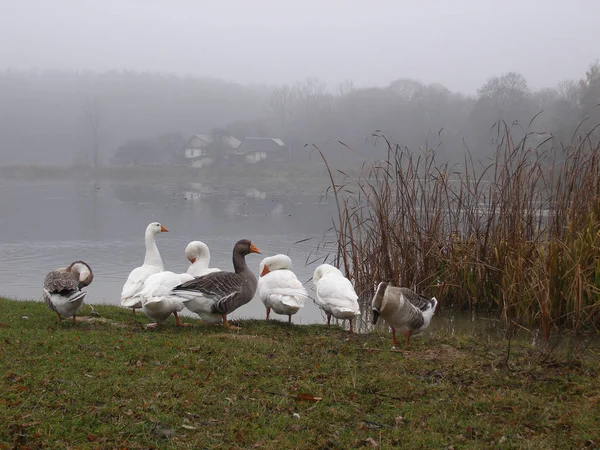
[312,264,361,333]
[371,282,438,347]
[185,241,221,277]
[120,222,168,314]
[257,254,308,324]
[43,261,94,323]
[134,271,194,329]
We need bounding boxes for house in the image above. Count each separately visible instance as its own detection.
[236,137,288,164]
[184,134,241,167]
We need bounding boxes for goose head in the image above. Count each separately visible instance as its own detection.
[68,260,94,288]
[371,281,389,325]
[312,264,343,284]
[146,222,168,236]
[259,254,293,277]
[185,241,211,265]
[234,239,261,257]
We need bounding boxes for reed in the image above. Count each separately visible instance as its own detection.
[323,121,600,337]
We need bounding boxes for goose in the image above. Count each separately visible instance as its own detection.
[133,271,195,329]
[371,282,438,347]
[312,263,361,333]
[257,254,308,323]
[171,239,261,328]
[120,222,168,314]
[185,241,221,277]
[43,261,94,323]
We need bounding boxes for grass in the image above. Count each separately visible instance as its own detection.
[1,298,599,449]
[316,121,600,336]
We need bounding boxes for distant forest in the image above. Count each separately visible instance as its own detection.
[1,64,599,166]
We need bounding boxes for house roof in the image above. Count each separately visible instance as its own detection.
[186,134,241,149]
[238,137,287,154]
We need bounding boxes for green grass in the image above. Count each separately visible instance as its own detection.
[1,298,599,449]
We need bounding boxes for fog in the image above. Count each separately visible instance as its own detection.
[1,0,599,166]
[2,0,599,92]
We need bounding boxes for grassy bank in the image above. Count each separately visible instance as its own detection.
[1,299,599,449]
[323,125,600,336]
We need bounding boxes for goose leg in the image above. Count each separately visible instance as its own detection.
[405,331,411,347]
[349,319,354,333]
[56,312,62,322]
[132,308,136,315]
[174,312,189,327]
[392,328,399,346]
[72,314,77,325]
[266,308,271,320]
[288,314,292,324]
[223,314,240,330]
[326,315,331,328]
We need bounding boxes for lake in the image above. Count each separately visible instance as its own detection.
[0,178,342,324]
[2,177,599,355]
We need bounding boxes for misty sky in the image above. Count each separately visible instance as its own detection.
[1,0,598,94]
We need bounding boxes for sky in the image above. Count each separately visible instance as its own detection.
[0,0,599,94]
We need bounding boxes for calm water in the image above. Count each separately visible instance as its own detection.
[0,178,340,324]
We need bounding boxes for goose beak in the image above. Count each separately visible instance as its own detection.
[250,243,261,254]
[160,226,169,232]
[372,309,380,325]
[189,258,196,264]
[260,266,270,277]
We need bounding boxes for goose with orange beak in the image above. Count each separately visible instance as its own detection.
[171,239,261,328]
[185,241,221,277]
[120,222,169,314]
[257,254,308,324]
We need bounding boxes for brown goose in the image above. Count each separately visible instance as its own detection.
[171,239,261,328]
[371,282,439,347]
[43,261,94,323]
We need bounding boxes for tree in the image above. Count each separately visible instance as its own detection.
[267,85,295,133]
[112,139,160,166]
[477,72,530,115]
[579,62,600,133]
[336,80,354,97]
[155,132,186,165]
[83,98,103,170]
[388,78,424,100]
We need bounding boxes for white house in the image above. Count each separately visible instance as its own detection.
[184,134,241,167]
[236,137,288,164]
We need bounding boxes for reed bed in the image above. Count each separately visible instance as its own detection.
[319,122,600,337]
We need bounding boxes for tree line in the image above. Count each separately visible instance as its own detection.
[1,63,599,167]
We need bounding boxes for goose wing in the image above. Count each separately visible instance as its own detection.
[259,270,308,307]
[399,288,434,311]
[44,270,78,293]
[317,275,359,312]
[174,271,247,315]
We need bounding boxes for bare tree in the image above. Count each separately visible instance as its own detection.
[268,85,295,132]
[83,98,102,172]
[336,79,354,97]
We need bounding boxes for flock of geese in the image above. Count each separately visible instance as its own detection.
[42,222,439,347]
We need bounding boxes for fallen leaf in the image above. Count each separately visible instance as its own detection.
[87,434,96,442]
[295,393,322,402]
